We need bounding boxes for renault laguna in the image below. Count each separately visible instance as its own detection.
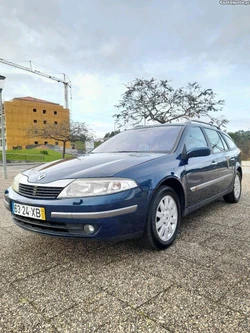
[4,121,242,250]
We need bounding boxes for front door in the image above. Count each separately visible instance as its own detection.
[183,126,218,207]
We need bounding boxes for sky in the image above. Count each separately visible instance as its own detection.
[0,0,250,138]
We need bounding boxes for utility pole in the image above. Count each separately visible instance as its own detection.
[0,58,71,111]
[0,75,7,178]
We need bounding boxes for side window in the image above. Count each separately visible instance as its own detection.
[222,133,236,149]
[219,133,229,150]
[185,127,208,151]
[204,128,225,153]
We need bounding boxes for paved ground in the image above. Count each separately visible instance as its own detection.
[0,165,249,333]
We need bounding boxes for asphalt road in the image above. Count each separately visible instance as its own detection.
[0,166,250,332]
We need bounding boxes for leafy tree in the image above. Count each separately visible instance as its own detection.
[94,140,103,148]
[114,78,227,128]
[228,130,250,159]
[104,130,120,140]
[27,121,92,158]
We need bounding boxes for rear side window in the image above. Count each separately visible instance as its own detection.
[222,133,237,149]
[204,128,226,153]
[219,133,230,150]
[185,127,208,151]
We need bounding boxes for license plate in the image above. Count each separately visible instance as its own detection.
[12,202,46,220]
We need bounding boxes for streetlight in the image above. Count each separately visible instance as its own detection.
[0,75,7,179]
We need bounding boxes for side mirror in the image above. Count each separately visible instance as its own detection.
[187,147,211,159]
[182,146,211,159]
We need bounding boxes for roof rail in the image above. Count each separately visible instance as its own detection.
[185,119,220,130]
[134,125,145,128]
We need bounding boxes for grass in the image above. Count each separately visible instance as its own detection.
[73,141,85,150]
[0,149,72,162]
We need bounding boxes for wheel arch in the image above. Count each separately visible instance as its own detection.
[156,177,186,216]
[237,166,242,179]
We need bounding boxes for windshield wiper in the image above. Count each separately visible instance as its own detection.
[115,151,141,153]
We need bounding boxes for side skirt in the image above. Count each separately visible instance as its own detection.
[183,187,233,216]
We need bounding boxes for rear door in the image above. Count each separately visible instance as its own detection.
[203,128,234,193]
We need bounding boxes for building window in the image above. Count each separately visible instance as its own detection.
[43,110,46,114]
[54,121,58,125]
[54,111,57,115]
[33,109,37,112]
[43,120,47,124]
[35,141,38,144]
[34,120,37,123]
[55,141,58,145]
[44,141,48,145]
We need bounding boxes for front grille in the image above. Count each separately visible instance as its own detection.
[13,215,96,237]
[18,183,64,199]
[13,215,68,233]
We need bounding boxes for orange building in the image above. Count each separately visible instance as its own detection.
[3,97,70,150]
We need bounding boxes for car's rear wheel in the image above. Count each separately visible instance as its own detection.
[223,171,242,203]
[142,186,181,250]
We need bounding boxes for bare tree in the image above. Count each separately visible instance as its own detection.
[27,121,91,158]
[114,78,227,128]
[70,121,92,143]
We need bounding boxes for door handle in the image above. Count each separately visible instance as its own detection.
[211,161,217,166]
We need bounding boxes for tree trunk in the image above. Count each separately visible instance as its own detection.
[62,142,66,158]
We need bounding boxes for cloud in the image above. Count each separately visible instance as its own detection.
[226,118,250,132]
[69,73,125,135]
[1,0,250,137]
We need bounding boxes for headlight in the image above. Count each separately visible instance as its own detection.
[57,178,138,198]
[12,173,24,192]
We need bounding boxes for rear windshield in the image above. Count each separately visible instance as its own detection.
[93,126,183,153]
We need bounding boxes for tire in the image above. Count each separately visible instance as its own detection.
[142,186,181,250]
[223,171,242,203]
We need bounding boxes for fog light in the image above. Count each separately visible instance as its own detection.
[84,224,95,234]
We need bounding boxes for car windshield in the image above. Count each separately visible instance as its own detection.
[93,125,183,153]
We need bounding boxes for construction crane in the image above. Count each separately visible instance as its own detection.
[0,58,71,110]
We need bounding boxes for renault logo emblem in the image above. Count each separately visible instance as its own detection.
[38,173,46,181]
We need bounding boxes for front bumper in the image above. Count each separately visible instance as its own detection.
[4,186,150,240]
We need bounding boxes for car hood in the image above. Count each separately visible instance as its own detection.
[23,152,166,184]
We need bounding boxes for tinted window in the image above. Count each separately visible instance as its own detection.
[204,128,225,153]
[219,133,229,150]
[185,127,208,151]
[93,126,183,153]
[222,133,236,149]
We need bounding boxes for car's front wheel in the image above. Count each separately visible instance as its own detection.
[223,170,242,203]
[142,186,181,250]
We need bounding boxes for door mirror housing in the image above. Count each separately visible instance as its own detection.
[187,147,211,159]
[182,146,211,159]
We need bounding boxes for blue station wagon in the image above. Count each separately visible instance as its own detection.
[4,121,242,250]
